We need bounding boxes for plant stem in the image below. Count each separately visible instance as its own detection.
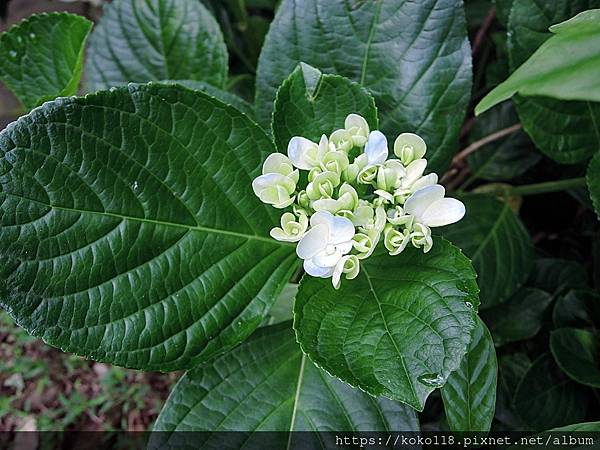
[452,123,522,165]
[485,177,587,196]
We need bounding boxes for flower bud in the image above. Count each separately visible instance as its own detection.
[330,129,354,153]
[270,212,309,242]
[410,222,433,253]
[252,173,296,208]
[332,255,360,289]
[384,224,411,256]
[394,133,427,165]
[306,171,340,200]
[352,228,380,259]
[345,114,370,147]
[343,153,368,183]
[376,159,406,191]
[321,150,349,175]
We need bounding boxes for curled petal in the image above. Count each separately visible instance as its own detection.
[332,255,360,289]
[394,133,427,165]
[404,184,445,219]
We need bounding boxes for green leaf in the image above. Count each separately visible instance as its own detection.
[265,283,297,325]
[505,0,600,164]
[294,238,479,411]
[439,195,534,309]
[152,322,418,444]
[587,151,600,219]
[86,0,228,91]
[551,328,600,388]
[495,353,530,429]
[481,288,552,346]
[529,258,589,297]
[553,289,600,328]
[255,0,473,173]
[493,0,514,27]
[161,80,254,117]
[0,83,299,371]
[0,13,92,110]
[441,317,497,432]
[476,10,600,115]
[272,64,378,153]
[514,354,588,430]
[467,103,540,183]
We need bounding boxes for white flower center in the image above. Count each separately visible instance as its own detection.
[325,244,336,255]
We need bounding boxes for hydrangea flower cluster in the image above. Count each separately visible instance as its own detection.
[252,114,466,289]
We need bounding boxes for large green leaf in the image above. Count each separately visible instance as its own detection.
[529,258,589,297]
[476,10,600,114]
[86,0,228,91]
[506,0,600,164]
[294,238,479,411]
[514,354,588,430]
[0,83,299,371]
[0,13,92,110]
[272,64,378,153]
[161,80,254,117]
[481,288,552,346]
[439,195,534,309]
[551,328,600,388]
[152,322,418,447]
[255,0,472,173]
[441,317,497,432]
[495,353,530,429]
[466,102,540,183]
[587,151,600,219]
[553,289,600,328]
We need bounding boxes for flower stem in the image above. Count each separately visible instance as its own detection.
[484,177,587,196]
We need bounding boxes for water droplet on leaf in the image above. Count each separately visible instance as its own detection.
[417,373,444,388]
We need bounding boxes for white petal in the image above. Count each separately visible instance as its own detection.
[270,228,302,242]
[304,258,335,278]
[331,257,347,289]
[404,184,446,220]
[288,136,317,170]
[336,241,354,255]
[404,159,427,185]
[312,249,343,268]
[263,153,291,174]
[345,114,369,133]
[364,131,388,165]
[310,210,335,229]
[422,198,466,227]
[328,215,355,244]
[411,173,438,192]
[296,224,328,259]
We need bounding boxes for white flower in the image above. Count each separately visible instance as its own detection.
[287,136,329,170]
[252,153,299,208]
[296,211,355,278]
[404,184,466,227]
[312,183,359,214]
[332,255,360,289]
[270,212,309,242]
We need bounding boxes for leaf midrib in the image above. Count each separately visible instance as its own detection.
[2,191,293,247]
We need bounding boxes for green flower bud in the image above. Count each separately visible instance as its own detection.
[352,228,380,259]
[374,189,394,205]
[332,254,360,289]
[306,171,340,200]
[394,133,427,165]
[384,224,411,256]
[252,173,296,208]
[386,205,414,227]
[410,222,433,253]
[262,153,300,184]
[376,159,406,191]
[345,114,370,147]
[296,190,311,209]
[330,129,354,153]
[313,183,359,214]
[270,211,309,242]
[321,150,350,175]
[357,165,378,185]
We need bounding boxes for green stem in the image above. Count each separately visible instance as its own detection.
[484,177,587,196]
